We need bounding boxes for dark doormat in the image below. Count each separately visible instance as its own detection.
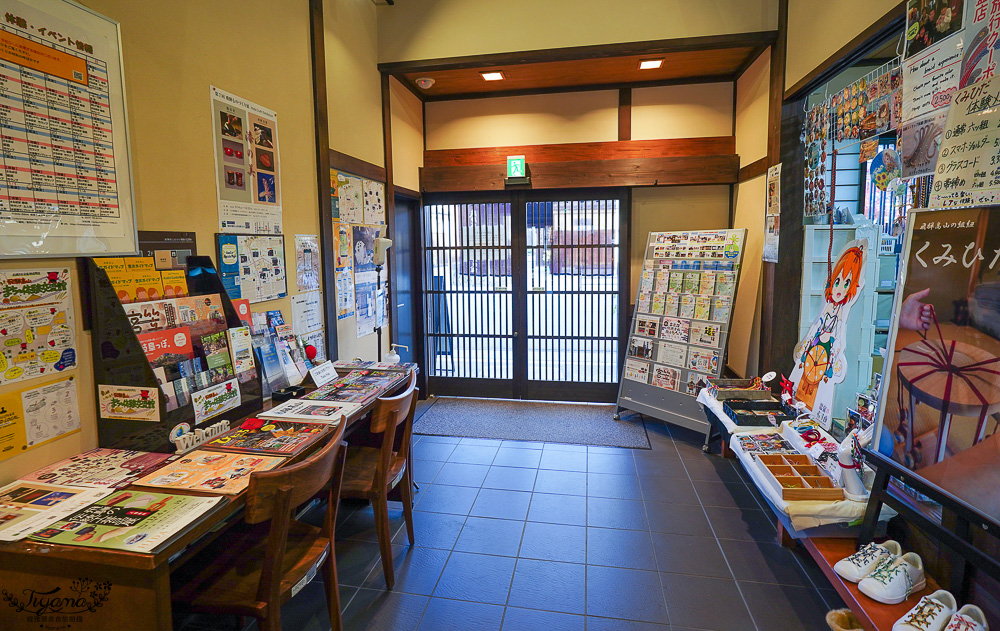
[413,396,650,449]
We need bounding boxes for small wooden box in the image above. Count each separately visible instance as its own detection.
[758,455,844,501]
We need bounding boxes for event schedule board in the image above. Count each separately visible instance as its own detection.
[616,229,746,432]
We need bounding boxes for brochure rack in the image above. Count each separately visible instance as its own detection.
[87,255,263,452]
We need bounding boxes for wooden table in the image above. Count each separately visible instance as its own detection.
[0,389,394,631]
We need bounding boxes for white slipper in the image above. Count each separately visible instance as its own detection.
[835,540,902,583]
[945,605,989,631]
[892,590,956,631]
[859,552,926,605]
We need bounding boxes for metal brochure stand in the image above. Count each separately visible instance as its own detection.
[615,229,747,434]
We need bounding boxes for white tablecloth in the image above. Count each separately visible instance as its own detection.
[695,389,772,434]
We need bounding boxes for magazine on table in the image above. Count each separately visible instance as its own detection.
[0,481,112,541]
[29,491,224,553]
[19,448,175,489]
[343,369,408,389]
[133,451,284,495]
[303,380,381,405]
[259,399,359,423]
[201,418,330,456]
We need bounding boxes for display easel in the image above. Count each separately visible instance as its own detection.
[86,255,263,452]
[616,229,746,434]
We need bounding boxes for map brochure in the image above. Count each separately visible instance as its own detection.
[260,399,359,423]
[20,448,175,489]
[29,491,224,553]
[202,418,330,456]
[134,451,283,495]
[0,481,111,542]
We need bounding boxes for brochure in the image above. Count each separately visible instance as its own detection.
[191,379,242,425]
[0,481,111,541]
[226,326,255,374]
[20,448,175,489]
[134,451,283,495]
[137,326,194,368]
[202,418,330,456]
[260,399,360,423]
[304,380,381,404]
[30,491,224,552]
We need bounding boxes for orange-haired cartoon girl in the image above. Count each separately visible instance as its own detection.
[791,240,867,423]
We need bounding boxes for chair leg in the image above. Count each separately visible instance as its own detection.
[259,610,280,631]
[323,543,343,631]
[400,471,415,545]
[373,492,395,589]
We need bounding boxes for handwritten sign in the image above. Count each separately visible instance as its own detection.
[929,73,1000,207]
[902,31,963,122]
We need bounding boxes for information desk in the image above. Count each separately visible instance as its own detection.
[0,380,406,631]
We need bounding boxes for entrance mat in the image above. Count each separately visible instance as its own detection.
[413,397,651,449]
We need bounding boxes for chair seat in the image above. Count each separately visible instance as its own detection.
[341,446,407,496]
[172,520,330,618]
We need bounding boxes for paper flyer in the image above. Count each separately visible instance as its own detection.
[902,31,963,123]
[659,342,687,367]
[353,225,380,338]
[137,326,194,368]
[291,291,323,334]
[30,491,224,551]
[763,164,780,263]
[0,377,81,463]
[335,222,353,271]
[0,481,111,542]
[622,359,649,383]
[0,268,77,386]
[336,269,355,320]
[363,178,386,225]
[21,448,175,489]
[191,378,242,424]
[898,107,950,178]
[98,384,160,422]
[217,234,288,303]
[227,326,256,374]
[294,234,321,292]
[260,398,360,423]
[212,86,282,234]
[123,298,178,334]
[333,171,364,223]
[135,451,283,495]
[651,365,680,391]
[660,317,690,343]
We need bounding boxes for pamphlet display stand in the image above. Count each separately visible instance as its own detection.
[616,229,746,434]
[87,256,263,452]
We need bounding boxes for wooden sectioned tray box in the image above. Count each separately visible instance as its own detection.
[723,399,797,427]
[757,454,844,501]
[706,378,775,401]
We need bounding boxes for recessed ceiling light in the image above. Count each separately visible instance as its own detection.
[481,71,505,81]
[639,59,663,70]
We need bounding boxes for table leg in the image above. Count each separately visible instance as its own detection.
[776,521,795,548]
[936,410,952,464]
[907,389,918,459]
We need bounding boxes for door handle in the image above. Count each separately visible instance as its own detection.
[513,331,519,338]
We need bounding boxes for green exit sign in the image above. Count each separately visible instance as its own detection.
[507,155,526,178]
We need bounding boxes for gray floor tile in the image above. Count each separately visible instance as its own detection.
[644,501,712,536]
[704,506,777,542]
[461,437,503,446]
[587,452,637,474]
[413,484,480,515]
[433,552,516,605]
[719,538,814,587]
[342,588,428,631]
[660,573,754,630]
[393,510,466,550]
[739,580,832,630]
[539,449,588,472]
[500,440,544,450]
[587,472,643,500]
[483,466,538,492]
[682,457,745,483]
[508,558,586,614]
[454,517,525,557]
[585,617,670,631]
[637,475,700,504]
[533,469,587,496]
[417,434,462,444]
[492,448,543,468]
[650,531,732,578]
[361,545,450,595]
[542,443,588,452]
[587,497,648,530]
[518,522,586,563]
[335,538,383,587]
[586,527,656,570]
[586,565,668,624]
[693,479,761,509]
[633,454,687,479]
[448,444,499,465]
[470,488,532,520]
[412,459,445,484]
[417,598,504,631]
[501,607,585,631]
[338,505,403,543]
[433,462,490,487]
[413,442,457,462]
[526,493,587,526]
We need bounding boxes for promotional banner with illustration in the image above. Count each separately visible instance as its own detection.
[0,377,80,463]
[191,378,241,424]
[98,384,160,422]
[789,239,868,430]
[212,86,282,234]
[0,268,77,386]
[875,207,1000,524]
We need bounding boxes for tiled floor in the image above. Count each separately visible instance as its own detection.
[175,421,845,631]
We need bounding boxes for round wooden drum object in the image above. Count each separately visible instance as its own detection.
[898,339,1000,417]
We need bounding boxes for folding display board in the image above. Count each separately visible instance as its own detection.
[616,229,746,433]
[88,256,263,452]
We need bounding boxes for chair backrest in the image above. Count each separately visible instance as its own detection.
[369,371,418,487]
[244,415,347,525]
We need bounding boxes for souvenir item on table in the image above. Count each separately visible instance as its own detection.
[834,540,902,583]
[20,449,175,489]
[756,453,844,500]
[723,400,796,427]
[705,376,772,401]
[134,450,283,495]
[201,418,330,456]
[790,239,868,430]
[858,553,926,605]
[943,606,989,631]
[892,590,957,631]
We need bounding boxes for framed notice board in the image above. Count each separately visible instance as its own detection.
[616,229,746,432]
[0,0,138,258]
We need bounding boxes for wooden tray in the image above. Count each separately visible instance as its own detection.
[758,454,844,501]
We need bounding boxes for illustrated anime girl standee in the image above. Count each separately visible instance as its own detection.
[790,239,867,430]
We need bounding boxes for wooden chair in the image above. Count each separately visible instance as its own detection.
[171,417,348,631]
[341,371,418,589]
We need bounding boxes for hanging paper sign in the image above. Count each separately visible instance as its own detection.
[789,239,868,431]
[960,0,1000,87]
[902,31,964,123]
[98,384,159,422]
[929,73,1000,207]
[870,148,902,191]
[899,108,950,178]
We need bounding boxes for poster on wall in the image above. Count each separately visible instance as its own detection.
[138,231,197,270]
[332,171,363,223]
[211,85,282,234]
[763,163,781,263]
[789,239,868,431]
[904,0,965,59]
[0,377,80,463]
[961,0,1000,86]
[902,31,964,124]
[216,234,287,303]
[363,179,386,225]
[929,73,1000,207]
[294,234,320,292]
[0,0,139,258]
[353,225,380,337]
[291,291,323,335]
[899,108,950,178]
[0,268,77,387]
[874,206,1000,523]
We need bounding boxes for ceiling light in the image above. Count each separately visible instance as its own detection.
[415,77,435,89]
[639,59,663,70]
[481,71,505,81]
